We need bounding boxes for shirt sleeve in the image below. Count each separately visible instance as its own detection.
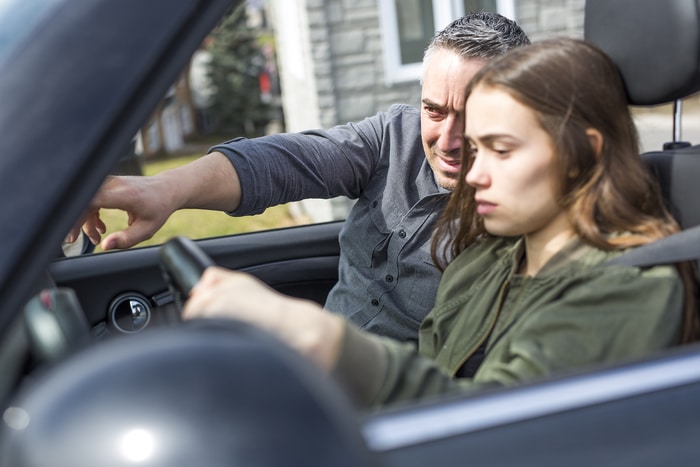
[208,106,411,216]
[332,264,684,409]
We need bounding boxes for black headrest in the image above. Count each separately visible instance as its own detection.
[584,0,700,106]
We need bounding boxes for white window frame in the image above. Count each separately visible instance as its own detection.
[378,0,515,86]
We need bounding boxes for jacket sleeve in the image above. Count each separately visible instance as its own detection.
[332,264,684,409]
[208,105,412,216]
[332,323,498,409]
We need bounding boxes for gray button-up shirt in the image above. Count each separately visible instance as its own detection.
[211,104,449,342]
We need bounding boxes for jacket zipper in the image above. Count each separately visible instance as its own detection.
[485,276,531,355]
[450,278,511,377]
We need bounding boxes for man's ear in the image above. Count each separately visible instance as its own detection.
[585,128,604,158]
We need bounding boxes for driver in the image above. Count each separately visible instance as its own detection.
[181,38,698,408]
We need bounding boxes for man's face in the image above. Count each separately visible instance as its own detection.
[421,49,486,190]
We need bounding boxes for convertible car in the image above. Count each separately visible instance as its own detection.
[1,0,700,465]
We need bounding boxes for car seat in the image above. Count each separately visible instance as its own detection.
[585,0,700,267]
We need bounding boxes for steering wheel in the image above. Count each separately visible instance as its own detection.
[159,236,215,309]
[9,237,382,466]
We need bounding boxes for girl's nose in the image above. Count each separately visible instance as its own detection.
[465,154,489,188]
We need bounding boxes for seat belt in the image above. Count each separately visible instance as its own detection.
[604,224,700,267]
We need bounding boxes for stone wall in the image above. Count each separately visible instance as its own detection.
[302,0,421,128]
[516,0,585,40]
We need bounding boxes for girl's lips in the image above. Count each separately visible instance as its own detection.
[475,200,497,216]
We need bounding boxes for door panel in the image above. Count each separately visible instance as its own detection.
[366,346,700,467]
[48,221,342,328]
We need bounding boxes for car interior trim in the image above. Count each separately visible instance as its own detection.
[363,346,700,451]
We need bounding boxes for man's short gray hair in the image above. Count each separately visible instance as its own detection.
[424,12,530,63]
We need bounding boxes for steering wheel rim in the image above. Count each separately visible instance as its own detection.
[159,236,215,309]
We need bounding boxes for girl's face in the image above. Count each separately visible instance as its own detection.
[464,84,572,242]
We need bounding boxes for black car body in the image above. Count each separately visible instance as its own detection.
[1,0,700,465]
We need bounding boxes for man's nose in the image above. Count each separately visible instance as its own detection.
[436,115,462,153]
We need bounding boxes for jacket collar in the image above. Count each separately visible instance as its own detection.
[508,235,617,278]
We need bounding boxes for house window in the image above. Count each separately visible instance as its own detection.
[395,0,434,66]
[463,0,498,15]
[378,0,515,85]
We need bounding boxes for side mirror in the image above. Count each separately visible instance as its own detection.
[61,231,95,257]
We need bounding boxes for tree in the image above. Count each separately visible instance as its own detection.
[206,4,271,137]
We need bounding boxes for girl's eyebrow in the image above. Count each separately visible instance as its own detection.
[464,133,519,144]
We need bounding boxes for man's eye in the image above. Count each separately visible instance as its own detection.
[424,106,442,117]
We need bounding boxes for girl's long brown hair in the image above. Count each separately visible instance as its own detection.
[431,38,698,342]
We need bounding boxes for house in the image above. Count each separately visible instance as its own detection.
[266,0,585,133]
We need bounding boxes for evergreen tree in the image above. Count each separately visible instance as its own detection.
[207,4,271,137]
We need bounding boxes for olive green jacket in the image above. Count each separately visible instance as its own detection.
[333,236,684,408]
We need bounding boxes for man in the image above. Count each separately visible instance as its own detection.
[71,13,530,342]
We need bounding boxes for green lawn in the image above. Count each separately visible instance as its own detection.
[94,153,305,252]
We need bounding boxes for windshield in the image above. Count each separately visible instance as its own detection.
[0,0,61,66]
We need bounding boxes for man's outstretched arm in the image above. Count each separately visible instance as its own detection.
[67,151,241,250]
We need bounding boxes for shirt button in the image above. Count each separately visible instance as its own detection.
[398,229,406,238]
[371,299,379,306]
[385,275,394,283]
[371,200,378,208]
